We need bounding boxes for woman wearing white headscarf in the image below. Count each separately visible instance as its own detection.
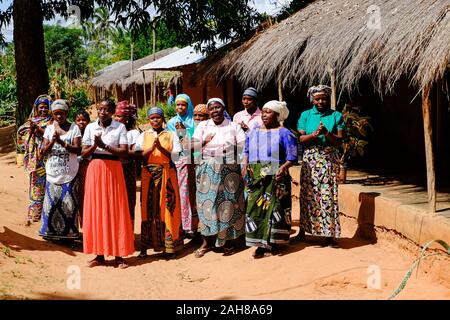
[242,100,298,258]
[296,85,345,247]
[39,99,82,241]
[191,98,246,258]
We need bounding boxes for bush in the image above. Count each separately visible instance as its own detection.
[138,102,177,125]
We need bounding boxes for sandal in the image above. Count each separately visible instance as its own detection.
[137,251,148,260]
[322,238,339,248]
[88,256,105,268]
[252,247,265,259]
[194,247,210,258]
[223,247,235,256]
[290,230,306,244]
[114,258,129,269]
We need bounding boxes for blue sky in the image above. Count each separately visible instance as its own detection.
[1,0,289,43]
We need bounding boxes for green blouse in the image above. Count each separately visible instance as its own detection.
[297,106,345,145]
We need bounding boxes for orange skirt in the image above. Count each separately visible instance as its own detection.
[83,159,135,257]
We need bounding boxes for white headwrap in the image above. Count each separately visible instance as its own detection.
[51,99,69,112]
[207,98,225,108]
[262,100,289,122]
[307,85,332,102]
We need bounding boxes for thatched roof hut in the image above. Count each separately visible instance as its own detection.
[207,0,450,94]
[91,47,181,92]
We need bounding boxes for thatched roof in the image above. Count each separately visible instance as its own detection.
[208,0,450,94]
[91,47,181,91]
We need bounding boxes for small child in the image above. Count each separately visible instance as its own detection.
[75,109,91,228]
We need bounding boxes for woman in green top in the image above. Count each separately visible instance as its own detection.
[296,85,345,247]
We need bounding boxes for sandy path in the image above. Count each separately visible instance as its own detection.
[0,153,449,300]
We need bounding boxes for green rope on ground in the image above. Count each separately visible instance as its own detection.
[388,240,450,300]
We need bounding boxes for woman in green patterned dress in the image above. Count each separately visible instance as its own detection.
[297,85,345,247]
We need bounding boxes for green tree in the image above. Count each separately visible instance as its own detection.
[44,25,88,79]
[0,43,17,125]
[1,0,261,124]
[93,6,116,47]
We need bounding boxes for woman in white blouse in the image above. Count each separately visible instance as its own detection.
[81,99,135,269]
[191,98,246,258]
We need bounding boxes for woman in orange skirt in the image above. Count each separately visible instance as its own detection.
[134,107,184,259]
[81,99,135,269]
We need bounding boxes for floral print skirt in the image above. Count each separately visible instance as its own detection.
[300,145,341,238]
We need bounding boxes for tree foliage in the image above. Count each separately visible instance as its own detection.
[96,0,262,53]
[0,0,266,125]
[44,25,88,78]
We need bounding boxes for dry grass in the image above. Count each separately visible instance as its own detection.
[210,0,450,94]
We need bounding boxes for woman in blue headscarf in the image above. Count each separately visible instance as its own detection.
[166,94,199,239]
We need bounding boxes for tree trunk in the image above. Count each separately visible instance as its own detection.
[13,0,49,125]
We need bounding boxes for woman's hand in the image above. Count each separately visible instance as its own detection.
[316,121,328,136]
[276,165,288,182]
[175,122,186,130]
[53,132,65,146]
[203,133,215,147]
[94,134,106,149]
[154,137,163,151]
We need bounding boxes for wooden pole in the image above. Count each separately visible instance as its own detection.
[143,71,147,106]
[278,78,283,102]
[130,43,134,76]
[422,84,436,213]
[328,66,337,110]
[152,23,157,105]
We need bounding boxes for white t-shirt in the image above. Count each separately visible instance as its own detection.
[44,123,81,185]
[82,120,128,155]
[127,129,140,146]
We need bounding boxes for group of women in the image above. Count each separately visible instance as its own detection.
[17,84,345,268]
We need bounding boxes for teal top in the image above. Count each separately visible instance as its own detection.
[297,106,345,145]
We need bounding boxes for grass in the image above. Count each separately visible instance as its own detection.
[1,245,11,257]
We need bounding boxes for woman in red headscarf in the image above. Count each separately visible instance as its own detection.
[115,101,140,229]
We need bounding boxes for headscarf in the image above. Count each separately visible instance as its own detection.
[166,93,195,134]
[206,98,232,120]
[307,85,333,102]
[262,100,290,123]
[194,104,208,115]
[242,87,258,99]
[115,100,130,115]
[129,104,138,120]
[17,94,53,173]
[51,99,69,112]
[207,98,225,108]
[147,107,165,118]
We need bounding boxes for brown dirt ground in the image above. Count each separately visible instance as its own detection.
[0,152,449,300]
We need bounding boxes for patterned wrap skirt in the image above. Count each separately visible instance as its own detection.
[76,159,89,228]
[176,158,199,233]
[141,163,184,254]
[245,162,292,249]
[39,178,80,240]
[196,160,245,247]
[28,169,46,222]
[300,145,341,238]
[83,159,135,257]
[122,160,137,222]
